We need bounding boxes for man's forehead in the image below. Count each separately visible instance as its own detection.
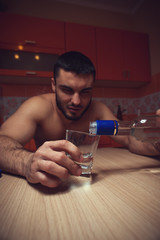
[57,69,94,83]
[58,69,76,78]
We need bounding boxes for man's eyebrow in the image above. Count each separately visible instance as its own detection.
[59,85,92,91]
[59,85,72,89]
[81,87,93,92]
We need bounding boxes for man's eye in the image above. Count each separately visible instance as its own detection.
[81,90,91,95]
[62,88,73,94]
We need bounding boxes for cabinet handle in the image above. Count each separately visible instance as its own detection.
[128,70,130,80]
[123,71,127,79]
[123,71,130,80]
[25,40,36,45]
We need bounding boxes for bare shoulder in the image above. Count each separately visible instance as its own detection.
[19,93,54,120]
[91,100,117,120]
[0,93,55,139]
[0,93,55,142]
[21,93,53,110]
[5,93,55,124]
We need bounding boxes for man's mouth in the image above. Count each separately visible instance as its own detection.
[68,106,82,113]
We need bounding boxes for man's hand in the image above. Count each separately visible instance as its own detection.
[25,140,83,188]
[128,109,160,156]
[154,109,160,153]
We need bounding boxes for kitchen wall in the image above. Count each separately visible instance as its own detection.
[0,0,160,122]
[1,77,159,122]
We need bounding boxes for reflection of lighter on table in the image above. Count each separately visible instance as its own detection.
[0,148,160,240]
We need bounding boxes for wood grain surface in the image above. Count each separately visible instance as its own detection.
[0,148,160,240]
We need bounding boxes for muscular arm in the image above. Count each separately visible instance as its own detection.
[127,135,160,156]
[94,101,160,157]
[0,135,33,176]
[0,97,38,175]
[126,109,160,156]
[0,96,83,187]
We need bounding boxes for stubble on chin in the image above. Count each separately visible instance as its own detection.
[56,94,91,121]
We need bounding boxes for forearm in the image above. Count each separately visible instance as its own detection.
[128,136,160,157]
[0,135,34,177]
[112,135,160,157]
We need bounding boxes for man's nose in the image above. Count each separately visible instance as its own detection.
[71,93,81,105]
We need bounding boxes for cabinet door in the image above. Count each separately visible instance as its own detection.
[96,27,123,81]
[0,13,65,54]
[65,22,97,68]
[123,31,151,83]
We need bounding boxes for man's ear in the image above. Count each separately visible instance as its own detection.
[51,77,56,92]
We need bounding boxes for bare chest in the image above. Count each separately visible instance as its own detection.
[34,120,65,147]
[34,116,91,148]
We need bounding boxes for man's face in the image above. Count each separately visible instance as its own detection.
[53,69,94,120]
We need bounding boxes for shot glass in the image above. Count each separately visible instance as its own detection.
[66,130,100,175]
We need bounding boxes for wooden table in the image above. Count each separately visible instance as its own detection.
[0,148,160,240]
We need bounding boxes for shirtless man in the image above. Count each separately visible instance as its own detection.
[0,51,159,188]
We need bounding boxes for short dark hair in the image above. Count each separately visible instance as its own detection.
[53,51,96,82]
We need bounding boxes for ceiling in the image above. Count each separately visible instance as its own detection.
[56,0,145,15]
[0,0,146,15]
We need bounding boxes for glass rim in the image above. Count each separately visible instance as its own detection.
[66,129,99,137]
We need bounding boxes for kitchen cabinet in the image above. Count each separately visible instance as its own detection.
[0,49,59,84]
[0,13,151,86]
[0,69,53,85]
[96,27,123,82]
[65,22,97,69]
[96,27,151,86]
[0,13,65,54]
[123,31,150,83]
[0,13,64,84]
